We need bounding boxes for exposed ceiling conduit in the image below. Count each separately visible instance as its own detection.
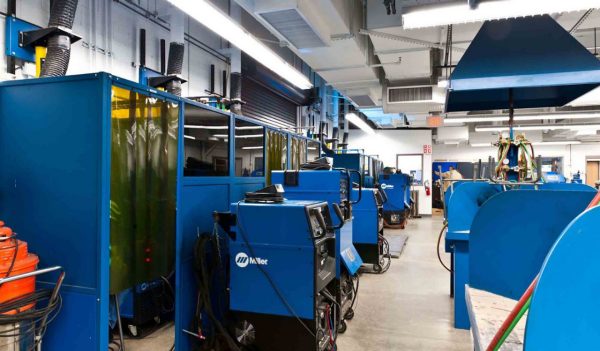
[358,29,465,52]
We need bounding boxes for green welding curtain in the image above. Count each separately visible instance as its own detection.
[109,86,179,294]
[266,130,287,185]
[290,137,307,170]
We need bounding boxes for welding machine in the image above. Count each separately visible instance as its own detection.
[228,185,339,351]
[271,162,363,329]
[351,188,391,273]
[379,172,412,228]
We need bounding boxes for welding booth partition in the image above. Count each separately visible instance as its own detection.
[444,182,596,330]
[0,72,321,351]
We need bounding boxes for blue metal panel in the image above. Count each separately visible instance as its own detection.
[525,206,600,350]
[447,15,600,112]
[446,182,500,237]
[469,190,595,300]
[271,170,363,275]
[0,75,108,350]
[352,189,378,245]
[229,201,318,319]
[4,16,39,62]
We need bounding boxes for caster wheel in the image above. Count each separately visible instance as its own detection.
[344,308,355,321]
[338,320,347,334]
[127,324,138,337]
[235,320,256,346]
[373,264,383,273]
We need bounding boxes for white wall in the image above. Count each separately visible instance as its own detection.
[348,129,433,215]
[433,143,600,183]
[1,0,230,96]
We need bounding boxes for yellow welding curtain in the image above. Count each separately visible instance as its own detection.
[109,86,179,294]
[266,130,287,185]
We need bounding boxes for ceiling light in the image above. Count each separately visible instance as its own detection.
[167,0,312,90]
[445,112,600,124]
[470,142,493,147]
[475,124,600,132]
[532,141,582,145]
[346,113,375,135]
[403,0,600,29]
[185,125,228,130]
[184,135,195,140]
[242,146,264,150]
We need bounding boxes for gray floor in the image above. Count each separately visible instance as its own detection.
[127,216,472,350]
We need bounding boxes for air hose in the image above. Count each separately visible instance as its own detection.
[436,222,451,272]
[40,0,79,77]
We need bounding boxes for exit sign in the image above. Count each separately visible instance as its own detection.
[423,145,432,154]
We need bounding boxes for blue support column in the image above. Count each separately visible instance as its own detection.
[451,238,470,329]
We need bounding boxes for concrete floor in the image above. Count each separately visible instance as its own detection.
[126,216,472,350]
[336,216,472,350]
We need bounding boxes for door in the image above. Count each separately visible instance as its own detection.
[586,161,599,186]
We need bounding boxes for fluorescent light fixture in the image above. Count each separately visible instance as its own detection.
[403,0,600,29]
[346,112,375,135]
[242,146,264,150]
[308,147,317,150]
[470,142,493,147]
[445,112,600,124]
[185,125,228,130]
[235,134,264,139]
[184,135,195,140]
[185,125,263,130]
[167,0,313,90]
[444,141,460,145]
[475,124,600,132]
[532,141,582,145]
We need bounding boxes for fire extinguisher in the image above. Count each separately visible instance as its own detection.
[424,180,431,196]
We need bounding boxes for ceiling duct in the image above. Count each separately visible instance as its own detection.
[258,8,327,49]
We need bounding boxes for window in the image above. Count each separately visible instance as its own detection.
[397,154,423,185]
[266,130,288,184]
[183,105,230,176]
[307,140,320,161]
[234,119,265,177]
[290,137,308,170]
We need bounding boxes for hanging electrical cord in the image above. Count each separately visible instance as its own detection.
[192,233,241,351]
[436,222,452,272]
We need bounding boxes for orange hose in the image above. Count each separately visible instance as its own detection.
[486,190,600,351]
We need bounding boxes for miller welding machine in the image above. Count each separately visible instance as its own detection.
[271,159,363,331]
[227,185,340,351]
[351,187,391,273]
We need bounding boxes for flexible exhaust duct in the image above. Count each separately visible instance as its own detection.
[40,0,79,77]
[165,42,185,96]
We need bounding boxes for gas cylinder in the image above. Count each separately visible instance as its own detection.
[0,222,39,314]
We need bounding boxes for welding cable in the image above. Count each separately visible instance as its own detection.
[377,234,392,274]
[436,222,452,272]
[235,202,317,339]
[487,191,600,351]
[494,296,532,351]
[192,234,241,351]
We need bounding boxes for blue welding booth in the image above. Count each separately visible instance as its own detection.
[0,72,322,351]
[271,169,363,324]
[444,181,596,329]
[228,197,337,350]
[378,173,412,228]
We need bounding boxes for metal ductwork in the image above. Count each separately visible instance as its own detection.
[40,0,79,77]
[165,42,185,96]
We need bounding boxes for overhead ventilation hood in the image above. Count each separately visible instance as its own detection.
[446,15,600,112]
